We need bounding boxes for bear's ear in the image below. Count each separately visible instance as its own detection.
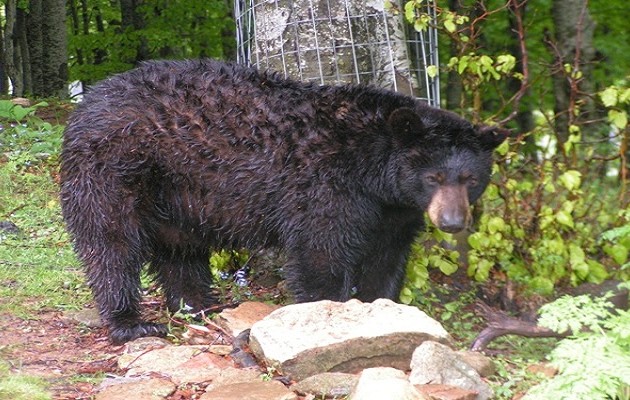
[476,125,509,150]
[387,107,424,137]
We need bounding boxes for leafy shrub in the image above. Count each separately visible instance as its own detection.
[0,100,63,168]
[523,288,630,400]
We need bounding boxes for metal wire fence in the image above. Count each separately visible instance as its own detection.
[235,0,440,107]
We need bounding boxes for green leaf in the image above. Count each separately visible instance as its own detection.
[600,87,618,107]
[426,65,439,79]
[585,260,608,282]
[558,170,582,191]
[404,1,416,23]
[608,109,628,129]
[399,287,413,304]
[457,56,469,75]
[530,276,554,295]
[606,243,629,265]
[555,210,574,228]
[444,19,456,33]
[487,216,506,234]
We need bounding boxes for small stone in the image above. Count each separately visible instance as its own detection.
[119,345,233,385]
[291,372,358,398]
[95,377,175,400]
[209,345,234,356]
[350,367,425,400]
[61,308,103,328]
[409,341,493,400]
[215,301,280,337]
[526,363,558,378]
[417,384,478,400]
[456,351,496,377]
[201,380,297,400]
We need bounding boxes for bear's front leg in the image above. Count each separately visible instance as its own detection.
[282,250,358,303]
[354,208,424,302]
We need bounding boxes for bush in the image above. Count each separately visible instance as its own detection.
[523,287,630,400]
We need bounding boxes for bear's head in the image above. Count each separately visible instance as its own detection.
[387,107,507,233]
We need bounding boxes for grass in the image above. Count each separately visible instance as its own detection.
[0,112,86,399]
[0,361,51,400]
[0,160,89,317]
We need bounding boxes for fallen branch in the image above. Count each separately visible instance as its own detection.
[470,301,566,352]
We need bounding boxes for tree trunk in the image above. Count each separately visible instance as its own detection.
[551,0,595,149]
[69,0,85,66]
[26,0,44,96]
[0,23,7,95]
[507,0,535,154]
[120,0,149,63]
[42,0,68,98]
[445,0,463,111]
[4,0,23,96]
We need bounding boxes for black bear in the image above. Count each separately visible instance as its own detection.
[60,59,506,344]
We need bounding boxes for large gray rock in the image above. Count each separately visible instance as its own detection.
[409,341,493,400]
[249,299,451,380]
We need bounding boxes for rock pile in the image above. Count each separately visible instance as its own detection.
[94,299,495,400]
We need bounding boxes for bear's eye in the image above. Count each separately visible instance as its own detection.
[460,174,478,186]
[424,173,443,185]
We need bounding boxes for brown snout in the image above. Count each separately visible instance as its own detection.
[427,185,471,233]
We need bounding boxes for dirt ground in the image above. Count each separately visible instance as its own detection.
[0,309,117,399]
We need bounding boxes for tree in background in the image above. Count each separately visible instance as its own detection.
[3,0,67,97]
[0,0,234,96]
[67,0,235,86]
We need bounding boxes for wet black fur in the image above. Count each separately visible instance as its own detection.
[60,59,506,344]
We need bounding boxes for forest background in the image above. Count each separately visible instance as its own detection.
[1,0,629,337]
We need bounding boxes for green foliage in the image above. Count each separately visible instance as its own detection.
[523,292,630,400]
[0,100,48,122]
[400,225,459,304]
[68,0,234,83]
[0,115,89,317]
[468,140,620,295]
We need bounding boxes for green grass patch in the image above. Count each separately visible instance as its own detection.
[0,149,89,317]
[0,361,51,400]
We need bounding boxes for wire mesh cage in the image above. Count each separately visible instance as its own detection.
[235,0,440,107]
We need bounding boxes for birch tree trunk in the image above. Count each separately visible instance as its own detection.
[551,0,595,147]
[251,0,421,95]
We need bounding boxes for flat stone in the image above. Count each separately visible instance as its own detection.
[123,337,172,353]
[201,380,297,400]
[119,345,233,385]
[95,376,175,400]
[417,384,478,400]
[409,341,493,400]
[215,301,281,337]
[350,367,426,400]
[291,372,358,398]
[249,299,451,381]
[61,308,103,328]
[205,367,264,391]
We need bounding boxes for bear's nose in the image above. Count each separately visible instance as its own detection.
[438,211,467,233]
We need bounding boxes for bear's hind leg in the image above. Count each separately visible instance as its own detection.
[81,239,168,344]
[149,245,216,316]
